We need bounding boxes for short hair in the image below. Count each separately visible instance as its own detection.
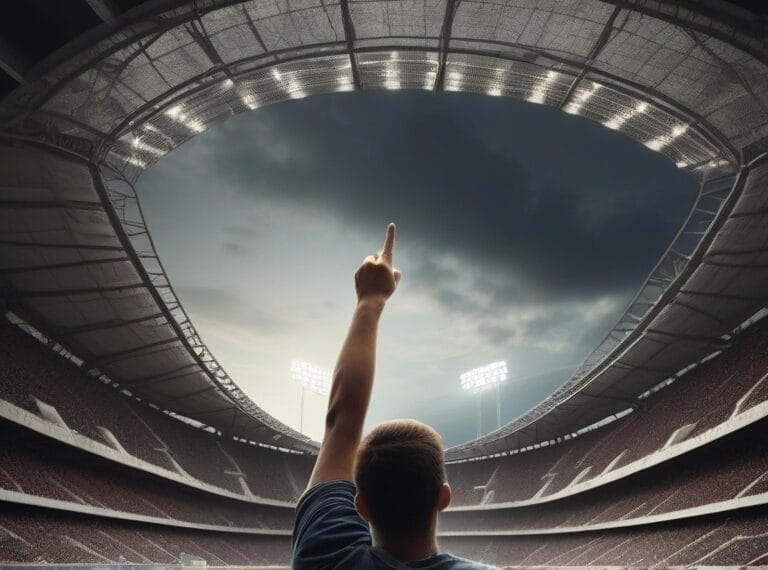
[354,419,446,537]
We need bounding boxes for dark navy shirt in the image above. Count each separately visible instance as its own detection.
[292,480,496,569]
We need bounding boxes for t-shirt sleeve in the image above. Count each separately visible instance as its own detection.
[291,480,372,569]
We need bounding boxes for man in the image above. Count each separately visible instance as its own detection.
[292,223,494,569]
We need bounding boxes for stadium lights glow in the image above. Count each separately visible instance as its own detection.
[384,53,401,90]
[461,361,508,438]
[222,78,234,89]
[241,94,259,110]
[291,359,331,434]
[696,158,730,171]
[527,70,558,105]
[129,136,164,155]
[446,71,464,92]
[424,69,437,90]
[271,68,307,99]
[164,105,205,132]
[337,76,354,92]
[564,82,600,115]
[645,124,688,152]
[291,359,331,395]
[384,67,401,90]
[603,100,648,130]
[461,361,508,394]
[126,156,147,168]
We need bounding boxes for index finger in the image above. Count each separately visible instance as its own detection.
[381,223,396,260]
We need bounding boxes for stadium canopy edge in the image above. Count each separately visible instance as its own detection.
[0,0,767,458]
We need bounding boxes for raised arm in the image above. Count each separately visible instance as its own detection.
[307,223,401,489]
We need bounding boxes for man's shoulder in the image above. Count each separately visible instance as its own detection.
[292,480,372,568]
[370,548,496,570]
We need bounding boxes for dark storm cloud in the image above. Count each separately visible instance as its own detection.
[224,225,261,238]
[196,91,697,305]
[222,241,249,256]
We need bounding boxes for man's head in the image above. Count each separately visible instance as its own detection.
[354,419,451,539]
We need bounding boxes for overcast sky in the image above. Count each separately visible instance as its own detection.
[137,90,698,446]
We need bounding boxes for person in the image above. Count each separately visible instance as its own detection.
[292,223,495,569]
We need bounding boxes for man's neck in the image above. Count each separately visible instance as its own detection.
[375,528,439,563]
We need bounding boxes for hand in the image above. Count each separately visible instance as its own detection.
[355,223,402,303]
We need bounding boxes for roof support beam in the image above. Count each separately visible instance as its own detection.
[160,385,216,405]
[730,206,768,219]
[241,6,268,53]
[572,391,638,407]
[0,240,124,251]
[57,312,166,336]
[672,299,724,324]
[645,328,730,348]
[679,289,768,303]
[186,20,225,68]
[17,283,144,298]
[704,246,768,258]
[186,405,235,418]
[0,200,103,211]
[434,0,459,92]
[559,6,623,109]
[0,256,130,275]
[340,0,361,89]
[124,362,201,387]
[0,37,30,84]
[88,337,180,367]
[85,0,121,23]
[702,259,768,270]
[613,361,676,376]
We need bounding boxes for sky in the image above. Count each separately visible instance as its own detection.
[137,90,698,446]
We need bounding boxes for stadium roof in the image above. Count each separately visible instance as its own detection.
[0,0,767,457]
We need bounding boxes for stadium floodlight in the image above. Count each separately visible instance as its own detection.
[291,359,331,434]
[461,361,508,438]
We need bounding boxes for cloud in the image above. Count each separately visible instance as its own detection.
[140,91,700,443]
[222,241,249,256]
[175,286,287,334]
[195,91,697,304]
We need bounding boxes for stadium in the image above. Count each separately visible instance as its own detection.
[1,0,768,567]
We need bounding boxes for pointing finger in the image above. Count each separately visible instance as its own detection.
[381,223,396,260]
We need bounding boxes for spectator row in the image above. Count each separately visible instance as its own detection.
[0,318,313,502]
[0,421,294,530]
[0,505,290,565]
[440,417,768,532]
[447,316,768,505]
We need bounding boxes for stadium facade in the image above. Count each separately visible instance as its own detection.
[1,0,768,565]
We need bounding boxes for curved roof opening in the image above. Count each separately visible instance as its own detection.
[136,88,699,444]
[1,0,766,457]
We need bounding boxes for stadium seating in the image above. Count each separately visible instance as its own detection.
[3,312,768,565]
[440,417,768,532]
[446,316,768,506]
[0,505,291,565]
[440,507,768,566]
[0,421,294,530]
[0,319,314,502]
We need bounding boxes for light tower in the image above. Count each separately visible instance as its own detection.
[460,361,508,438]
[290,359,331,434]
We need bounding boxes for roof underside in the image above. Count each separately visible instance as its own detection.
[0,0,767,456]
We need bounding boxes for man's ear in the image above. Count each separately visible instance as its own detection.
[437,482,452,512]
[355,492,371,523]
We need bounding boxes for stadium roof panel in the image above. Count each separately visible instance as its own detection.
[1,0,767,456]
